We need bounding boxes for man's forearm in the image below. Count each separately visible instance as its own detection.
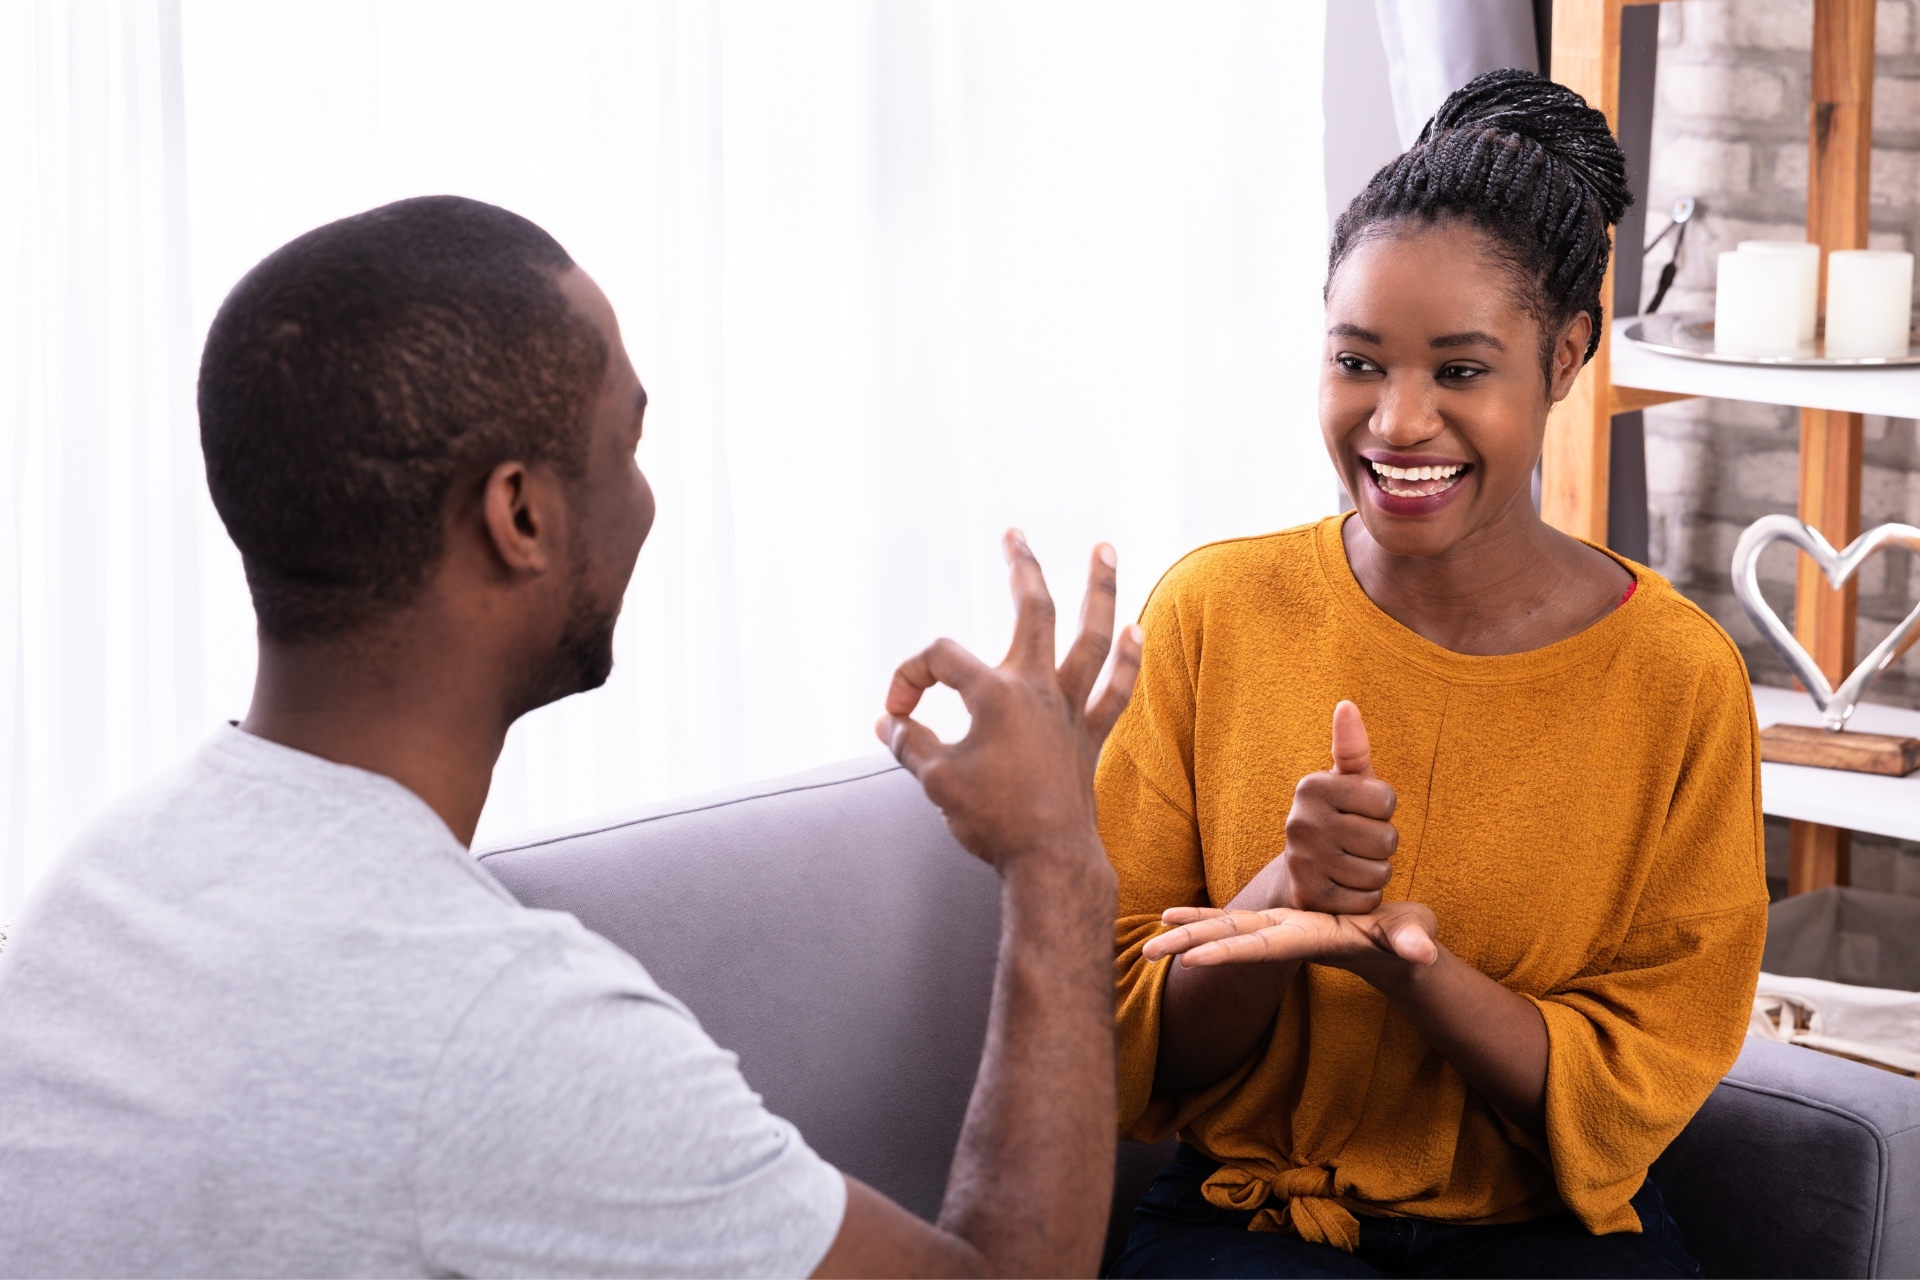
[937,843,1119,1278]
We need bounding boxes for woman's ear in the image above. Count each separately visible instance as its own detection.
[1546,312,1594,403]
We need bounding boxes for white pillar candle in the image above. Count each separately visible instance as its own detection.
[1715,250,1803,356]
[1824,250,1915,358]
[1738,240,1820,347]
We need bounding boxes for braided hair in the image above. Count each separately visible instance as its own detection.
[1328,69,1631,370]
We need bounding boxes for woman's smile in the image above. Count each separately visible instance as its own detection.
[1360,451,1474,513]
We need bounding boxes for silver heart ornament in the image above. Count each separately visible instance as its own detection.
[1731,515,1920,731]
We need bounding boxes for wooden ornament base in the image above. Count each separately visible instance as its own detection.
[1761,723,1920,777]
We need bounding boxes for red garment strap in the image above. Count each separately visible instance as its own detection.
[1619,579,1638,607]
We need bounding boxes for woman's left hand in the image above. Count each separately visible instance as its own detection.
[1144,901,1439,974]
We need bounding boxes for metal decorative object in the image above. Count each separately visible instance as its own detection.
[1625,312,1920,366]
[1642,195,1695,315]
[1732,515,1920,730]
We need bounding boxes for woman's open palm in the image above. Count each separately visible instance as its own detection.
[1144,900,1439,970]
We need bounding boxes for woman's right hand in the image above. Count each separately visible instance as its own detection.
[1150,700,1406,1099]
[1269,700,1400,914]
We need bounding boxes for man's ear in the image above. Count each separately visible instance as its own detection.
[479,460,563,576]
[1547,312,1594,403]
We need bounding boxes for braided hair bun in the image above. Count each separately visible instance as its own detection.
[1329,69,1632,365]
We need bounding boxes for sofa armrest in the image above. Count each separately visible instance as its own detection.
[1652,1037,1920,1278]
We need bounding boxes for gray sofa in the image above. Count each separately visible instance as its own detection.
[479,755,1920,1278]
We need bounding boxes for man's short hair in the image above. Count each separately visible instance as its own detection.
[198,195,608,643]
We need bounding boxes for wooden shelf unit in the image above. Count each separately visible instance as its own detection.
[1550,0,1889,896]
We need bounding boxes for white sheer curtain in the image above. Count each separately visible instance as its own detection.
[2,0,201,914]
[2,0,1330,912]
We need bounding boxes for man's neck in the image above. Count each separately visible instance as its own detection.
[240,624,510,847]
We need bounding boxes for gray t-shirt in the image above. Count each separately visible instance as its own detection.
[0,728,846,1278]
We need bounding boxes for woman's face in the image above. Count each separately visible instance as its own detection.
[1320,220,1589,559]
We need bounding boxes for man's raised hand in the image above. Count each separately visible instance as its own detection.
[875,532,1143,872]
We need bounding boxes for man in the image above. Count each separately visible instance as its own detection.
[0,196,1143,1278]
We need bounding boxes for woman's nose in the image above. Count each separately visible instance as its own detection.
[1370,374,1443,446]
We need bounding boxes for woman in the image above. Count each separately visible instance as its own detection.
[1101,71,1765,1279]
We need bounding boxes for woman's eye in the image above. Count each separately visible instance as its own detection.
[1336,355,1377,374]
[1440,364,1485,381]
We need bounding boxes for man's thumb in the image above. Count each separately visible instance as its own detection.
[1330,700,1375,777]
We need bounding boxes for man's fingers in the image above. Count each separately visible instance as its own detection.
[1057,544,1118,707]
[1002,529,1058,673]
[1330,699,1375,778]
[883,637,992,717]
[874,714,947,778]
[1085,623,1144,741]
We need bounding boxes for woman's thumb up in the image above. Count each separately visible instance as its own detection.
[1330,700,1376,779]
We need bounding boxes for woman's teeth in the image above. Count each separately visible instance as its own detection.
[1367,460,1466,498]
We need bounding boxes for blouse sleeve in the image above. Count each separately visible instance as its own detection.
[1097,577,1221,1140]
[1526,643,1769,1234]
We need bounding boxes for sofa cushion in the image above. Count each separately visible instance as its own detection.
[477,755,1001,1224]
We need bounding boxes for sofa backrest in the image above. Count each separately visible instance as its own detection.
[478,755,1000,1224]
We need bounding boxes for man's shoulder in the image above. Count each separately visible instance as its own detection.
[62,728,509,914]
[8,726,634,1050]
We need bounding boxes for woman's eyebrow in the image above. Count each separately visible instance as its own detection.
[1328,323,1382,342]
[1431,330,1507,351]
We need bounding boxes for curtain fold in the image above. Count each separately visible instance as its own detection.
[3,0,1331,911]
[2,0,200,912]
[1374,0,1539,148]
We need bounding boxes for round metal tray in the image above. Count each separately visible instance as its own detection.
[1623,311,1920,367]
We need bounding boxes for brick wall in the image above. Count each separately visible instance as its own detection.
[1642,0,1920,896]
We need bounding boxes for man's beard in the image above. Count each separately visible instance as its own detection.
[509,561,621,719]
[552,582,619,694]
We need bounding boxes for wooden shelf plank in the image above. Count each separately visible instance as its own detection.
[1542,0,1622,546]
[1786,0,1881,894]
[1608,385,1696,414]
[1752,685,1920,843]
[1610,317,1920,417]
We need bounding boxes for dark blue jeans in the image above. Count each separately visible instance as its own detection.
[1109,1146,1703,1279]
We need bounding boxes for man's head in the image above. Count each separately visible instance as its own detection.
[199,196,653,715]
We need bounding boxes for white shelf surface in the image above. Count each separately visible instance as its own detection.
[1612,316,1920,418]
[1751,684,1920,842]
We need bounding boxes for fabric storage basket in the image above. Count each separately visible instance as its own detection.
[1749,887,1920,1077]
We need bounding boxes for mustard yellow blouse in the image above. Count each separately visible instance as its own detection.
[1099,515,1767,1249]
